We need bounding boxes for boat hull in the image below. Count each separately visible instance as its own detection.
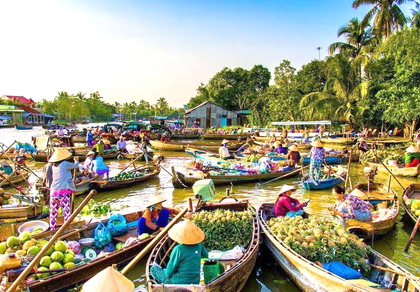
[302,175,345,190]
[402,183,420,225]
[361,161,420,177]
[150,140,244,151]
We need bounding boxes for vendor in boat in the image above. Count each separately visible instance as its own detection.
[14,148,27,166]
[404,145,420,167]
[219,139,234,160]
[0,160,13,175]
[274,141,288,155]
[309,140,325,180]
[49,149,79,230]
[102,138,111,150]
[358,138,369,153]
[117,136,127,153]
[137,195,179,235]
[80,151,95,173]
[287,145,301,165]
[90,151,109,179]
[333,186,373,222]
[86,128,94,146]
[150,220,208,285]
[93,139,105,155]
[160,132,171,142]
[274,185,308,217]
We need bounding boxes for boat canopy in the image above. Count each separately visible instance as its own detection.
[271,120,331,126]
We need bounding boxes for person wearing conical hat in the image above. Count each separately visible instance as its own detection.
[93,139,105,155]
[287,144,301,165]
[49,148,79,230]
[358,138,369,153]
[150,220,208,285]
[82,266,134,292]
[137,195,179,235]
[405,145,420,167]
[273,141,288,155]
[274,185,308,217]
[309,139,325,181]
[219,139,233,160]
[332,186,372,223]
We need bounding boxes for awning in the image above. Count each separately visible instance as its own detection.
[23,113,31,117]
[0,115,11,120]
[43,113,55,118]
[271,120,331,126]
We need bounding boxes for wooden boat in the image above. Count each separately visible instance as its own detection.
[171,166,302,188]
[200,133,251,140]
[15,125,34,130]
[32,149,118,162]
[150,140,244,152]
[258,203,420,292]
[302,174,345,190]
[0,203,43,221]
[0,172,30,187]
[321,137,356,145]
[90,164,160,191]
[344,183,399,238]
[360,160,420,178]
[119,150,154,161]
[71,135,86,143]
[302,156,343,166]
[171,133,200,139]
[402,183,420,225]
[16,210,158,292]
[146,200,260,292]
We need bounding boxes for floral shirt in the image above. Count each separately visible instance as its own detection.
[336,194,371,219]
[310,147,325,161]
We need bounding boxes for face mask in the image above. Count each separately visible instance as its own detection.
[150,205,156,211]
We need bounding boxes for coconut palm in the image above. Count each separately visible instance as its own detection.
[410,7,420,27]
[352,0,418,39]
[329,18,378,59]
[299,53,368,126]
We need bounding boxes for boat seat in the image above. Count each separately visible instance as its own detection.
[113,227,138,243]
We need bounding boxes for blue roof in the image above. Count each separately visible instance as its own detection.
[43,113,55,118]
[23,113,31,117]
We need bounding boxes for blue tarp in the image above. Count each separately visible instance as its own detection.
[0,115,11,120]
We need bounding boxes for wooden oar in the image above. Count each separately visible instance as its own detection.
[0,170,17,188]
[6,189,97,292]
[117,152,145,175]
[256,165,309,188]
[121,206,190,275]
[0,172,30,196]
[404,215,420,252]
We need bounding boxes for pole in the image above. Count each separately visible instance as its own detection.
[7,189,97,292]
[121,206,189,275]
[0,172,30,196]
[404,215,420,252]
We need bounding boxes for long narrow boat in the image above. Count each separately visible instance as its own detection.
[258,203,420,292]
[15,125,34,130]
[120,151,154,161]
[32,149,118,162]
[321,137,356,145]
[146,200,260,292]
[171,166,301,188]
[302,156,343,166]
[150,140,244,152]
[360,160,420,178]
[90,164,160,191]
[402,183,420,225]
[200,133,251,140]
[0,172,30,187]
[0,203,43,220]
[11,211,159,292]
[344,183,399,238]
[302,174,346,190]
[171,133,200,139]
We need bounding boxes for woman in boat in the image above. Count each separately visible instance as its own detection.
[274,185,308,217]
[287,145,301,165]
[150,220,208,285]
[404,145,420,167]
[219,139,234,160]
[90,151,109,179]
[117,136,127,153]
[273,141,288,155]
[14,148,27,166]
[86,128,94,146]
[80,151,95,173]
[333,186,373,222]
[358,138,369,153]
[0,160,13,175]
[49,149,79,229]
[309,140,325,180]
[93,139,105,155]
[137,195,179,235]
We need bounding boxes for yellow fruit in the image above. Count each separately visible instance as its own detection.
[16,250,26,256]
[23,241,35,250]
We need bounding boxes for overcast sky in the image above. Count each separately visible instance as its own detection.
[0,0,415,107]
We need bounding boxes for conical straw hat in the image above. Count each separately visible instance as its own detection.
[221,139,229,144]
[49,148,72,163]
[146,195,167,207]
[274,141,281,147]
[82,267,134,292]
[311,140,323,147]
[168,219,205,245]
[278,184,297,195]
[288,145,299,151]
[350,188,365,198]
[406,145,419,153]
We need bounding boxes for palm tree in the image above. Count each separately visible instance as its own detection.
[410,7,420,27]
[352,0,417,39]
[299,53,368,127]
[76,91,86,101]
[329,18,378,59]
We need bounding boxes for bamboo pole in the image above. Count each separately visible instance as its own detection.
[6,189,97,292]
[121,206,190,275]
[404,215,420,252]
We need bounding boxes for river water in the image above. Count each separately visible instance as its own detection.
[1,125,419,292]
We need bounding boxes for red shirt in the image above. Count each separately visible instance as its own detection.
[274,195,304,217]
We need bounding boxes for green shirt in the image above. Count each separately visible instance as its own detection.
[164,243,208,284]
[93,143,104,155]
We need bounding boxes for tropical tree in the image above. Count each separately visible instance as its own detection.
[296,60,327,95]
[352,0,417,39]
[299,53,368,126]
[410,7,420,27]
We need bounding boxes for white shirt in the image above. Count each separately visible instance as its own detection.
[219,145,230,159]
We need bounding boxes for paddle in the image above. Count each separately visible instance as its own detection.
[6,189,97,292]
[404,215,420,252]
[116,152,145,175]
[121,206,190,275]
[255,165,308,188]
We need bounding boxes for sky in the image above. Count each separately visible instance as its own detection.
[0,0,416,108]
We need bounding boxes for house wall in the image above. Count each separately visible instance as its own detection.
[185,103,238,128]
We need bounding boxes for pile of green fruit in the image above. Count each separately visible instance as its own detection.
[361,150,404,164]
[0,188,11,206]
[245,154,263,163]
[409,200,420,217]
[267,216,371,275]
[109,171,144,181]
[81,199,114,216]
[191,209,253,251]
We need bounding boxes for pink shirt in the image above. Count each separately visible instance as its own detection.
[274,195,304,217]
